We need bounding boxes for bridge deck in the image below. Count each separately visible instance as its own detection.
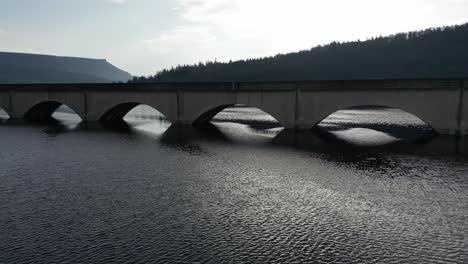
[0,79,467,135]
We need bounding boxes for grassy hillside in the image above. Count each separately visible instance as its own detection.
[0,52,132,84]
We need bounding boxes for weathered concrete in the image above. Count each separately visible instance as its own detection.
[0,79,467,135]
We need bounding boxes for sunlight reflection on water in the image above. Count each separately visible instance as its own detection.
[0,105,467,263]
[0,108,10,120]
[209,105,432,146]
[53,104,435,146]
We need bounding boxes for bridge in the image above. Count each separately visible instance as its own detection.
[0,79,467,135]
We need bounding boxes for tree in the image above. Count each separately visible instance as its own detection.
[129,23,468,84]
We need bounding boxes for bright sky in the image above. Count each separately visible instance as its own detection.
[1,0,468,76]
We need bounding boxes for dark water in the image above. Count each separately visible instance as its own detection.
[1,106,467,263]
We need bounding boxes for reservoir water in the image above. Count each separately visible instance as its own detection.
[0,106,467,263]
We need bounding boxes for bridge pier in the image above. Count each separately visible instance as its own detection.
[459,80,468,135]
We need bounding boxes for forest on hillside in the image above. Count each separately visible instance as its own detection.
[131,23,468,82]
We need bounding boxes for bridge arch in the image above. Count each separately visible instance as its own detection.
[0,107,10,120]
[193,104,284,129]
[312,104,437,135]
[24,101,83,122]
[100,102,171,124]
[298,88,463,135]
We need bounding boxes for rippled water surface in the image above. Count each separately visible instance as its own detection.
[1,106,467,263]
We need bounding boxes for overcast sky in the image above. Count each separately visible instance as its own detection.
[1,0,468,76]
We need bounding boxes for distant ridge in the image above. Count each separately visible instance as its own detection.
[0,52,133,84]
[132,23,468,82]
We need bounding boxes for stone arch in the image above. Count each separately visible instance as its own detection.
[0,106,10,119]
[192,104,284,128]
[311,104,438,134]
[100,102,171,124]
[297,89,461,135]
[24,101,82,122]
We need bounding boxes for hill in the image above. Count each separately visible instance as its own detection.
[0,52,132,84]
[133,23,468,82]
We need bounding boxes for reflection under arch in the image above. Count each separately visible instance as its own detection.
[193,104,284,130]
[24,101,82,123]
[192,104,285,144]
[0,107,10,120]
[312,105,437,144]
[100,103,171,130]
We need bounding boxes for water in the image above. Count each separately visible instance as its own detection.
[0,106,467,263]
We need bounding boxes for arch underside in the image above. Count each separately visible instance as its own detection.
[7,97,453,135]
[193,104,234,127]
[100,103,170,124]
[24,101,64,122]
[313,104,438,135]
[0,107,9,119]
[193,104,284,129]
[193,103,439,136]
[100,103,141,123]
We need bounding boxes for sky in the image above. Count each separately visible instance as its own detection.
[1,0,468,76]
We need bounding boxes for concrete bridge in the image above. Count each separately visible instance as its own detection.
[0,79,467,135]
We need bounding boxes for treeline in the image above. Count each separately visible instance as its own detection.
[132,23,468,82]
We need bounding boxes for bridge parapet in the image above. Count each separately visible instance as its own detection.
[296,79,462,91]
